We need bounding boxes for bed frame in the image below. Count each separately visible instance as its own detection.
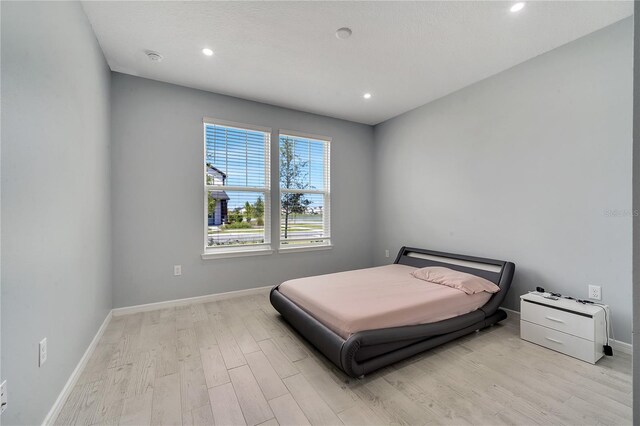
[270,246,515,378]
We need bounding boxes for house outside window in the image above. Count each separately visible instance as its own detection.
[206,165,228,226]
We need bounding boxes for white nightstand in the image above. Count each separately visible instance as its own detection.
[520,293,608,364]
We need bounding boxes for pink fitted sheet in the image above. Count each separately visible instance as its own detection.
[278,264,492,339]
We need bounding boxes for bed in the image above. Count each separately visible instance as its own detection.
[270,246,515,378]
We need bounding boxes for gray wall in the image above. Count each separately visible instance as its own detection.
[1,2,112,425]
[373,18,633,343]
[111,73,375,308]
[632,2,638,422]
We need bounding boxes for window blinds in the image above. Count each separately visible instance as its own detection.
[204,120,271,248]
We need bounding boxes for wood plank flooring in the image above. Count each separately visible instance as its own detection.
[55,290,632,425]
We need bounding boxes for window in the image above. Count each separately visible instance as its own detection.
[279,132,331,249]
[203,118,271,256]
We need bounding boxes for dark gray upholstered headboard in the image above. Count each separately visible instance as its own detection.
[394,246,515,315]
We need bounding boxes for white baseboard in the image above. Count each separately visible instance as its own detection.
[112,285,273,317]
[500,306,520,316]
[42,311,113,426]
[500,305,632,355]
[611,339,632,355]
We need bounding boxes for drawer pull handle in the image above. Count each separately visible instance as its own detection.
[545,337,563,344]
[545,316,565,323]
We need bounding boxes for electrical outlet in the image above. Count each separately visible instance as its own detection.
[588,285,601,301]
[1,380,7,414]
[385,249,390,258]
[39,338,47,366]
[174,265,182,276]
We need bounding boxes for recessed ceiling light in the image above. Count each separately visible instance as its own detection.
[510,2,525,12]
[363,93,372,99]
[202,48,214,56]
[336,27,352,40]
[145,51,163,62]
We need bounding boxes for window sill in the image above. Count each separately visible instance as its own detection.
[278,244,333,254]
[201,248,274,260]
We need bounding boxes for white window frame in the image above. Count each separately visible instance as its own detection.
[202,117,272,259]
[277,130,331,252]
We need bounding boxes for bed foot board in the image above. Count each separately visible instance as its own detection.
[271,286,509,379]
[345,309,509,377]
[270,288,346,368]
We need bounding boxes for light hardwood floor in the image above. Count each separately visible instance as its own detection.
[55,289,632,425]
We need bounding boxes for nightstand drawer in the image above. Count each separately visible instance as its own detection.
[521,320,598,363]
[521,299,594,340]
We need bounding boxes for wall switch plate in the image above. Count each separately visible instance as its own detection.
[39,338,47,366]
[588,285,602,301]
[385,249,390,258]
[174,265,182,276]
[0,380,7,414]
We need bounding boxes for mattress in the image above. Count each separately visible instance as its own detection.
[278,264,492,339]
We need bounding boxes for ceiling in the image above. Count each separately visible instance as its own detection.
[82,1,633,125]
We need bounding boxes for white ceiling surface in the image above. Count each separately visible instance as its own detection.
[82,1,633,125]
